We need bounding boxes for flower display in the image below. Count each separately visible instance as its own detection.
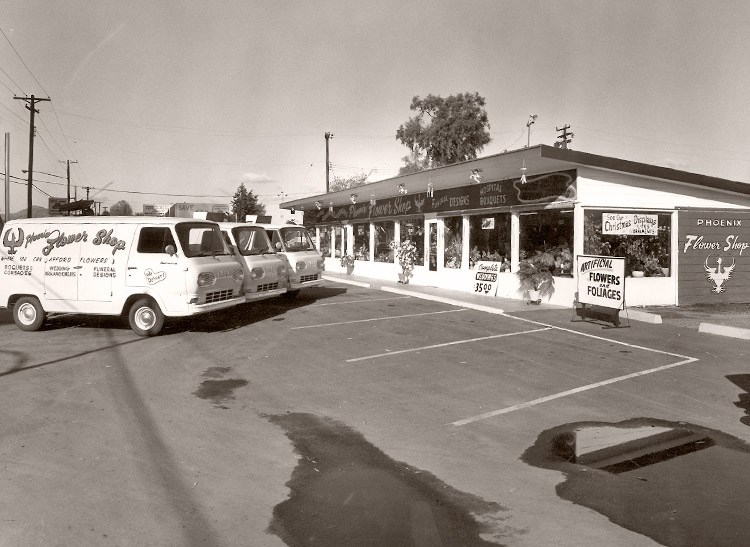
[389,239,419,280]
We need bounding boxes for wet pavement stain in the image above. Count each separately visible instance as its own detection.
[522,418,750,547]
[267,413,509,547]
[193,367,248,408]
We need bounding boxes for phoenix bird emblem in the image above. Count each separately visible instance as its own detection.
[704,254,735,293]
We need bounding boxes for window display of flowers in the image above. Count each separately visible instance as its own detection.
[389,239,419,283]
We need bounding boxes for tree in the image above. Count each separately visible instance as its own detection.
[231,183,266,222]
[109,200,133,216]
[396,92,491,174]
[329,172,370,193]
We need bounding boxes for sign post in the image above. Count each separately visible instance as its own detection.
[575,255,627,327]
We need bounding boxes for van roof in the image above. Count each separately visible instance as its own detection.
[5,216,218,226]
[216,222,268,230]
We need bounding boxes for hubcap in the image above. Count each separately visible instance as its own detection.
[18,303,37,325]
[135,307,155,330]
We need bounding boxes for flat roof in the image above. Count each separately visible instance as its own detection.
[281,144,750,211]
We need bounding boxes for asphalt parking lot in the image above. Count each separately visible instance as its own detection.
[1,282,750,546]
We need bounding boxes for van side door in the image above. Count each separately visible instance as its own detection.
[125,226,187,313]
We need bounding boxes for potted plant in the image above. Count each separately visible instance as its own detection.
[390,239,418,284]
[516,251,555,303]
[340,254,355,275]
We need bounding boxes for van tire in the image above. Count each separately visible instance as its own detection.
[283,290,300,299]
[128,298,165,337]
[13,296,46,331]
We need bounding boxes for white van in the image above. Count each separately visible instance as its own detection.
[0,217,245,336]
[218,222,288,301]
[258,223,324,297]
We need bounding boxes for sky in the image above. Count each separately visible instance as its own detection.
[1,0,749,221]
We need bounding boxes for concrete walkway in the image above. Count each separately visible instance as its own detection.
[322,272,750,340]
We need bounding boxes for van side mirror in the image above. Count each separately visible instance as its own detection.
[275,242,283,251]
[165,244,176,256]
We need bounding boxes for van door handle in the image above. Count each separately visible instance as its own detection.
[73,266,83,269]
[160,262,177,265]
[128,267,137,270]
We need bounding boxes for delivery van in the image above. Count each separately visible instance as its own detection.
[217,222,288,301]
[0,217,245,336]
[258,223,324,297]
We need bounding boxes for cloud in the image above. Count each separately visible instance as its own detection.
[241,172,275,184]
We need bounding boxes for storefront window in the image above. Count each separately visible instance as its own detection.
[373,221,395,262]
[584,210,671,277]
[400,218,424,266]
[334,226,344,258]
[443,216,463,269]
[353,223,370,261]
[468,213,511,270]
[318,227,331,257]
[519,209,574,275]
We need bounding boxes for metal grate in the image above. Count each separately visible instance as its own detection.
[205,289,234,303]
[257,282,279,292]
[300,274,319,283]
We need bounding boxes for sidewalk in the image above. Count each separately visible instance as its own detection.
[322,272,750,340]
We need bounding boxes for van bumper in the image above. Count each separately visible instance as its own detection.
[289,273,324,291]
[244,287,287,302]
[171,295,246,317]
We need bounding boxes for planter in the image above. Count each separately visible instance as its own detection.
[398,272,409,284]
[527,289,541,304]
[346,264,354,275]
[631,270,645,278]
[661,267,669,277]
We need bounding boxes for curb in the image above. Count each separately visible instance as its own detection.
[624,309,663,324]
[381,286,507,316]
[321,274,371,288]
[698,322,750,340]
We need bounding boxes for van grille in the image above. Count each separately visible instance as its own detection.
[300,274,319,283]
[205,289,234,303]
[257,282,279,292]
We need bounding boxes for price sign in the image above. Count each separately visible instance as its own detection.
[471,261,501,297]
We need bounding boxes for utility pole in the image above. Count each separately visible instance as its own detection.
[555,124,574,149]
[325,132,333,193]
[14,95,51,218]
[61,159,78,215]
[526,114,538,148]
[4,133,9,223]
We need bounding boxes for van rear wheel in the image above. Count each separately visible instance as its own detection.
[13,296,46,331]
[128,298,165,337]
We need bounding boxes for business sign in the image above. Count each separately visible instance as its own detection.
[313,170,577,223]
[143,204,170,217]
[471,261,501,297]
[48,197,68,216]
[678,208,750,305]
[577,255,625,309]
[602,213,658,235]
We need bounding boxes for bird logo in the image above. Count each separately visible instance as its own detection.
[704,254,735,293]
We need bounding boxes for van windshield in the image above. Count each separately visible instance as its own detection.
[232,226,273,255]
[277,227,316,252]
[176,223,232,258]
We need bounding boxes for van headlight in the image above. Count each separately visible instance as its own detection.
[296,261,306,272]
[232,269,244,282]
[250,267,264,280]
[277,264,287,276]
[317,258,325,270]
[197,272,216,287]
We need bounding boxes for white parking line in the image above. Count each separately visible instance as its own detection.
[346,327,553,363]
[308,296,412,307]
[450,313,700,426]
[290,308,468,330]
[450,357,699,426]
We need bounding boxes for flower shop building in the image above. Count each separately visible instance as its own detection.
[281,145,750,307]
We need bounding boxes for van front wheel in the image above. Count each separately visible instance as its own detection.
[128,298,165,337]
[14,296,46,331]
